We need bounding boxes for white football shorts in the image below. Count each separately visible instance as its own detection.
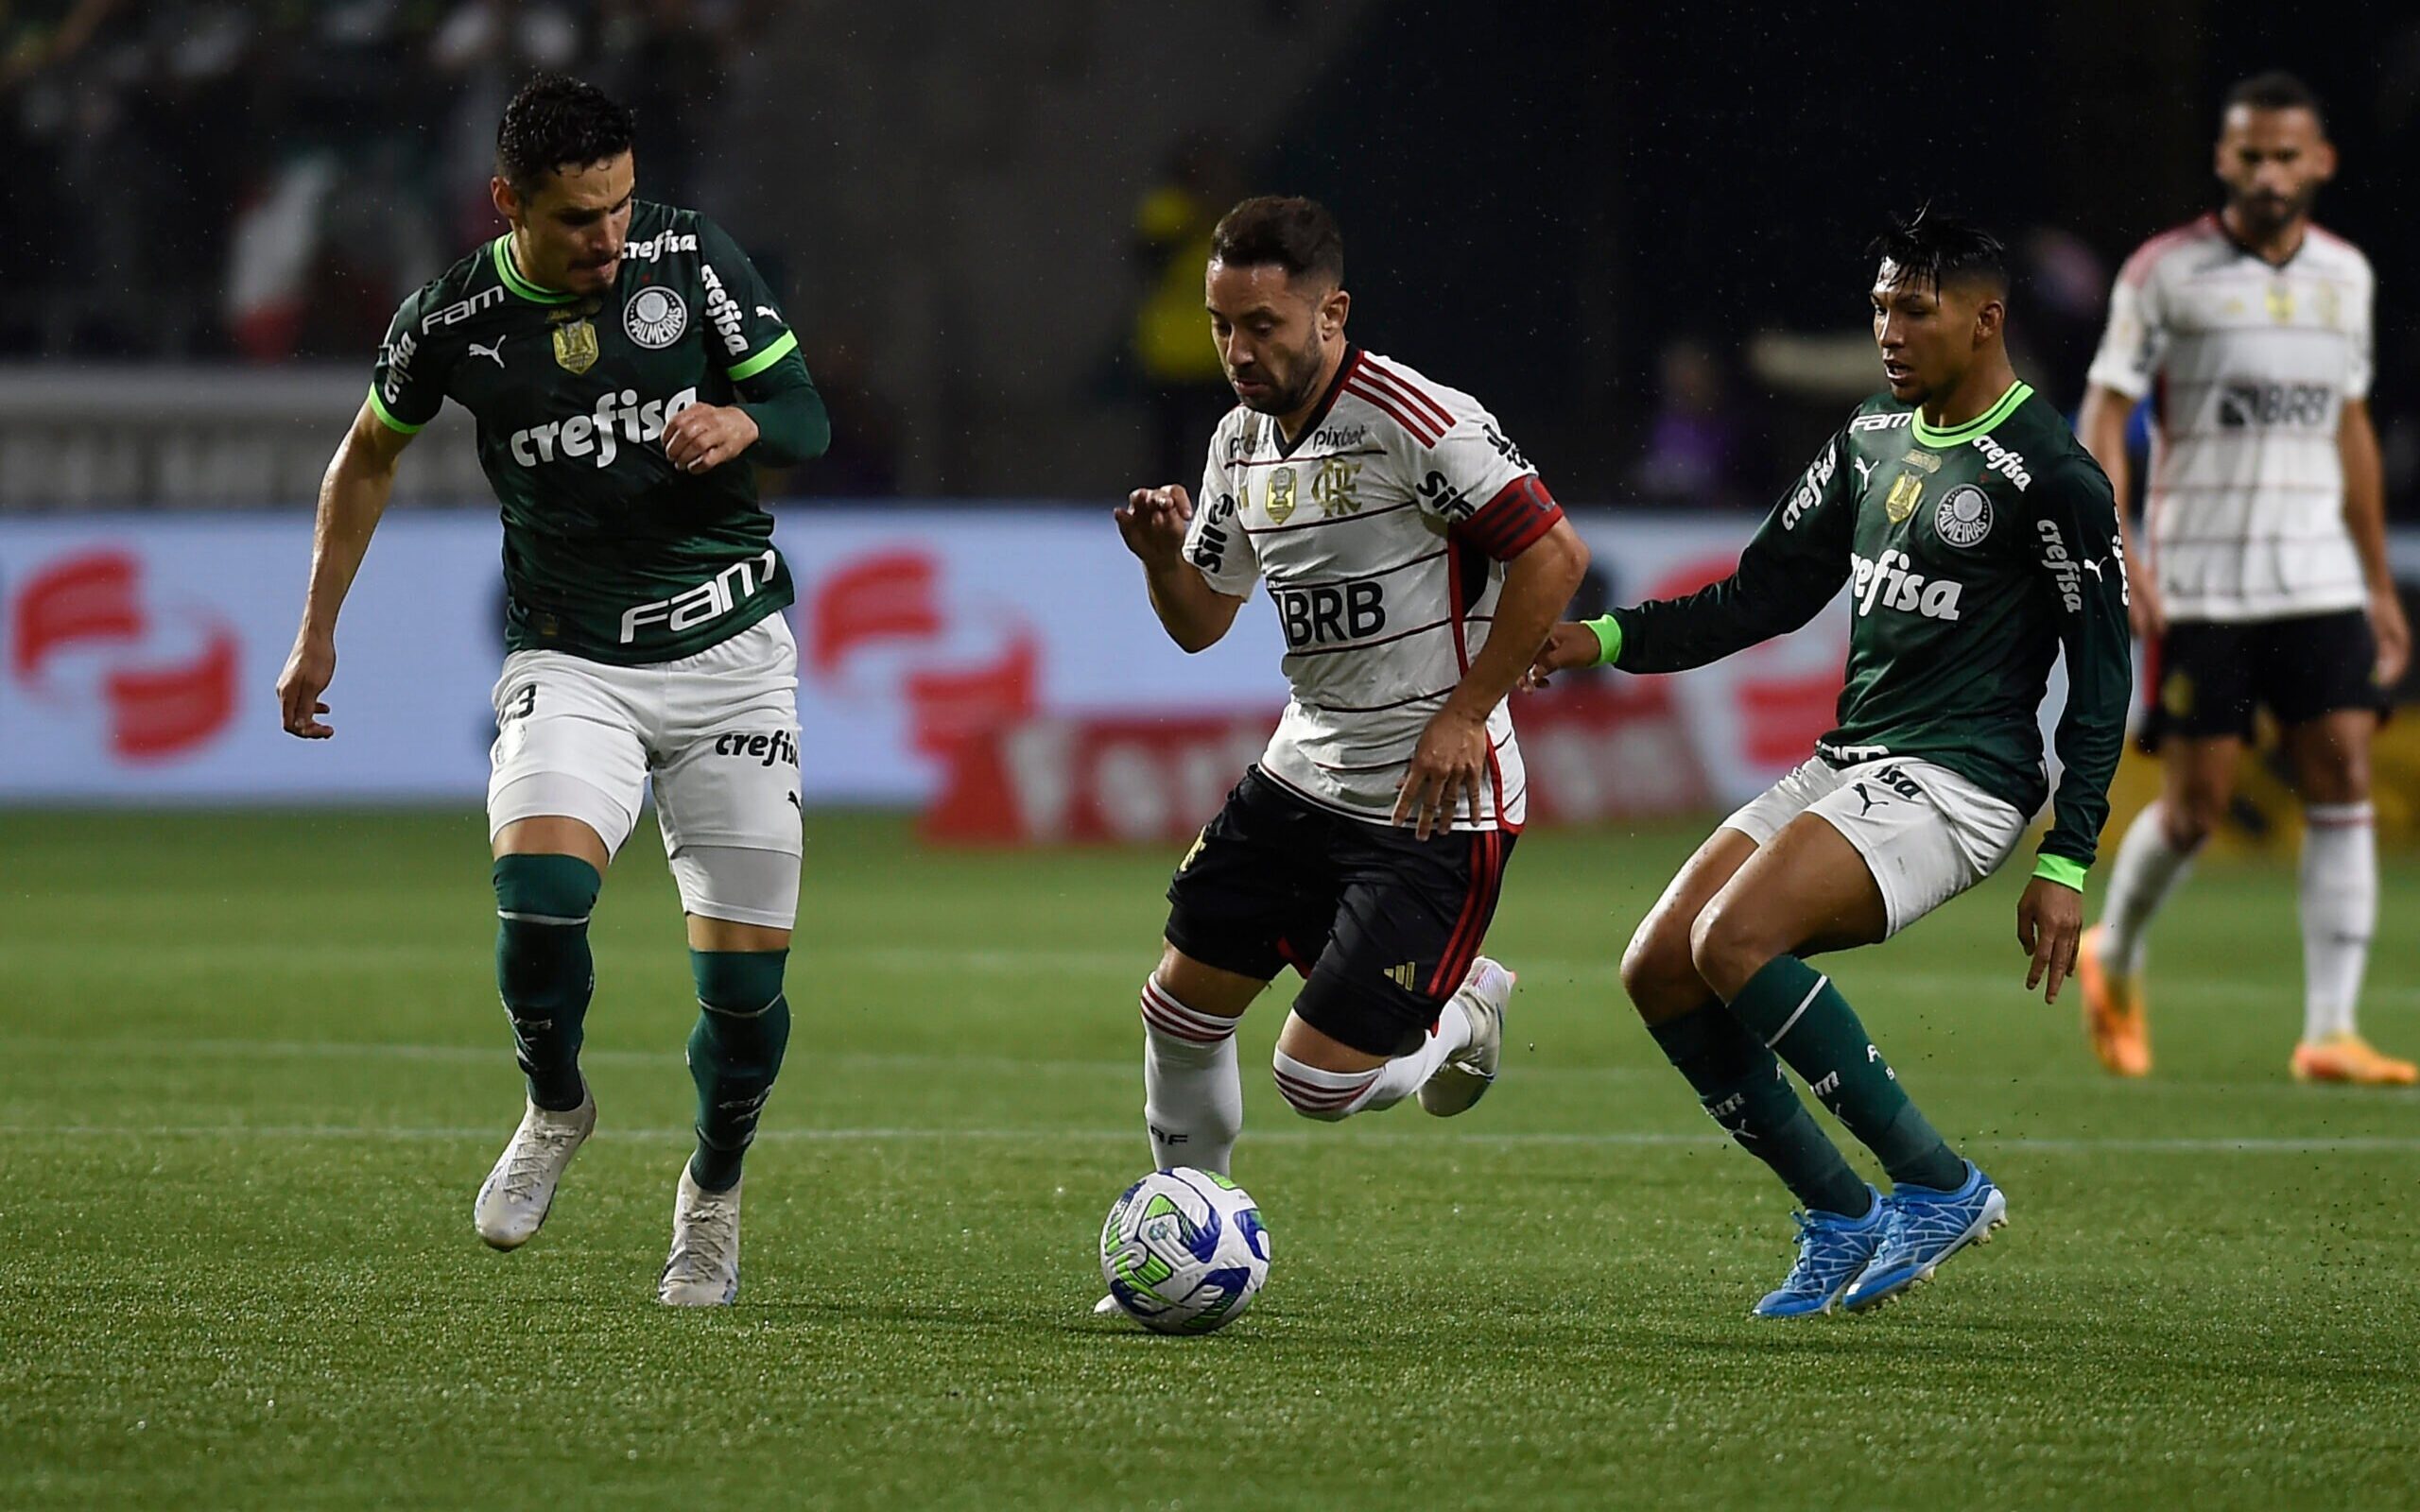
[1720,754,2026,937]
[487,612,803,928]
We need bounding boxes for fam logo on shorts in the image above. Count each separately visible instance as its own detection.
[1934,484,1993,548]
[624,286,689,349]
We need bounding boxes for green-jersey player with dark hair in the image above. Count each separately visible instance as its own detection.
[1529,210,2132,1315]
[275,75,830,1306]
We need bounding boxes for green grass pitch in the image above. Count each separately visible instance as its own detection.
[3,810,2416,1510]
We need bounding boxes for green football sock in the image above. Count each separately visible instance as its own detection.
[493,854,601,1112]
[1725,955,1965,1192]
[1649,1005,1873,1217]
[686,949,791,1193]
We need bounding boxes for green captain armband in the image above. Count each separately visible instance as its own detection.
[1584,614,1623,667]
[2032,854,2087,893]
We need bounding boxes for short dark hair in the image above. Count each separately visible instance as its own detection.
[1209,196,1345,286]
[2223,70,2325,131]
[496,75,636,195]
[1868,206,2009,298]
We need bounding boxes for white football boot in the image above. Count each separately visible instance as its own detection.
[1418,956,1514,1116]
[657,1166,743,1307]
[473,1089,596,1249]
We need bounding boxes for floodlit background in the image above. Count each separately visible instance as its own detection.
[3,8,2417,1510]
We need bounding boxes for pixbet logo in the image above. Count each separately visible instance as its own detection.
[9,550,237,760]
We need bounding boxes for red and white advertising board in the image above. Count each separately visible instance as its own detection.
[1,507,2142,839]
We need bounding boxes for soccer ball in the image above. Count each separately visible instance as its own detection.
[1098,1167,1272,1334]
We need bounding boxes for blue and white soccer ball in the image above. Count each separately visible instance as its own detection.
[1098,1167,1272,1334]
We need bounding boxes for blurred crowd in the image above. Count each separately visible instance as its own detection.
[0,0,763,361]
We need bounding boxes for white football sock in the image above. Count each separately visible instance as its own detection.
[1269,999,1472,1121]
[1139,977,1242,1175]
[2299,803,2376,1042]
[2100,800,2201,975]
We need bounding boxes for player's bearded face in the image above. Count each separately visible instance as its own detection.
[1205,261,1343,417]
[499,152,637,295]
[2216,107,2332,239]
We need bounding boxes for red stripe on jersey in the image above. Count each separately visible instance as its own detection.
[1443,547,1471,674]
[1485,741,1517,833]
[1342,378,1444,446]
[1454,476,1564,561]
[1357,356,1456,433]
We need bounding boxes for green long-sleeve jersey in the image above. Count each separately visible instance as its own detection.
[1608,383,2133,871]
[368,200,829,664]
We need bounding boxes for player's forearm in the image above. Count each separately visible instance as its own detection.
[2340,404,2392,591]
[298,434,399,637]
[1143,558,1237,653]
[738,357,830,467]
[1445,524,1588,720]
[1608,565,1830,674]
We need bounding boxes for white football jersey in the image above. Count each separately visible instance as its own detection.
[2086,214,2375,623]
[1182,348,1560,830]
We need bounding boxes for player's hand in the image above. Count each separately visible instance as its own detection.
[1394,704,1489,839]
[1519,621,1602,691]
[2367,583,2411,687]
[662,403,760,473]
[2015,874,2083,1005]
[1114,485,1194,568]
[2129,575,2167,645]
[277,630,337,739]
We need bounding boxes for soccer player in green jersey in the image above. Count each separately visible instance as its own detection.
[274,76,830,1306]
[1528,211,2132,1315]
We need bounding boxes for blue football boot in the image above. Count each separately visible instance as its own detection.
[1753,1189,1888,1318]
[1841,1161,2007,1313]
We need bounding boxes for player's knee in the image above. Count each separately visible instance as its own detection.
[1686,899,1768,1003]
[691,948,788,1019]
[493,853,601,1001]
[1620,917,1703,1018]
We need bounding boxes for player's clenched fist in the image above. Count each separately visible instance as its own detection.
[1115,485,1194,565]
[1519,621,1602,691]
[662,403,760,473]
[277,632,337,739]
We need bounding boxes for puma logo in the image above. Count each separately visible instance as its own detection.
[755,305,782,320]
[2081,558,2105,580]
[1854,456,1877,490]
[469,336,507,369]
[1853,782,1881,816]
[784,791,801,811]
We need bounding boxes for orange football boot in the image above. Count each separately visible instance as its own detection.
[2076,924,2152,1077]
[2290,1033,2418,1087]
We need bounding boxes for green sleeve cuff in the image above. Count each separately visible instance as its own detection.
[365,385,424,435]
[1584,613,1623,667]
[727,328,800,383]
[2032,854,2087,892]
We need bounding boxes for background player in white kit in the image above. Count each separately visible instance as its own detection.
[1106,198,1588,1266]
[2076,73,2412,1085]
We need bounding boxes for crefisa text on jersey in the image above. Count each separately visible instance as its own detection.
[508,387,701,468]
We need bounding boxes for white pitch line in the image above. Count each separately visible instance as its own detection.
[8,1035,2407,1102]
[9,938,2414,1008]
[3,1124,2417,1155]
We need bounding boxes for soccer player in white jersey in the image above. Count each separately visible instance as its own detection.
[1106,196,1588,1235]
[2076,72,2413,1085]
